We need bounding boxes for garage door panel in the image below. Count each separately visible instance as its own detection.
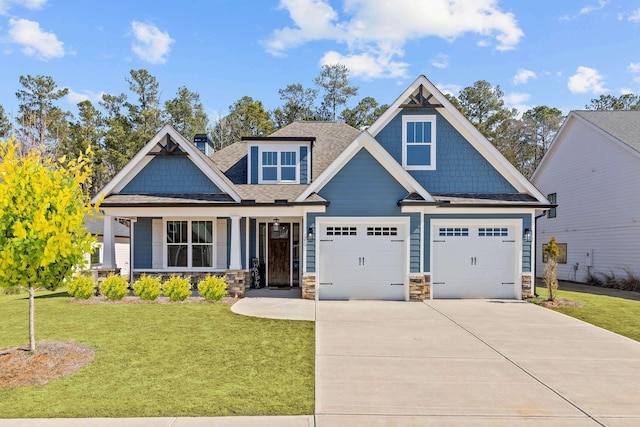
[432,224,518,299]
[318,223,406,300]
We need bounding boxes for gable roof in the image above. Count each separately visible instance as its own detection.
[210,121,360,203]
[296,130,435,203]
[94,124,241,204]
[368,75,548,203]
[573,110,640,153]
[532,111,640,182]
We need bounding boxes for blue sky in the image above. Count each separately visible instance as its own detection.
[1,0,640,124]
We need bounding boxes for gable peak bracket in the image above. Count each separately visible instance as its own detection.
[400,85,443,109]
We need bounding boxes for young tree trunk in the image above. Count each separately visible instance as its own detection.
[29,286,36,352]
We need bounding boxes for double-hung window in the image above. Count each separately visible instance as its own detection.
[260,149,298,183]
[402,115,436,170]
[166,220,213,268]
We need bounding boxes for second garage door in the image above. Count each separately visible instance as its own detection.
[318,222,406,300]
[431,223,519,299]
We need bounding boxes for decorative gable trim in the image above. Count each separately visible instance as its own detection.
[92,124,241,203]
[532,112,640,181]
[368,75,548,203]
[295,131,434,203]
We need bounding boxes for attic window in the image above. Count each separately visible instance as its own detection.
[259,149,299,183]
[402,115,436,170]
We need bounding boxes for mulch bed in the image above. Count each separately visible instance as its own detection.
[71,295,238,305]
[535,298,584,308]
[0,340,94,387]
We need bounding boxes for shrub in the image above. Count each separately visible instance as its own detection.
[133,275,162,300]
[163,276,191,301]
[101,275,129,300]
[585,272,603,288]
[2,286,22,295]
[67,275,96,299]
[198,275,227,301]
[543,237,559,301]
[620,267,640,292]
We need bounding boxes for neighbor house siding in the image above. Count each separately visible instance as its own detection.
[534,119,640,281]
[307,148,418,272]
[121,156,221,194]
[376,108,517,194]
[133,217,155,269]
[424,213,531,272]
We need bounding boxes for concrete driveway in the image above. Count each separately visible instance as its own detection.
[315,300,640,426]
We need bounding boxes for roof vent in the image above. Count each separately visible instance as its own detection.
[194,134,215,156]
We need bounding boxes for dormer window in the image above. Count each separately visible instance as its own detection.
[260,150,298,183]
[402,115,436,170]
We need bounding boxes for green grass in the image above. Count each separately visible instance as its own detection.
[532,286,640,342]
[0,289,314,418]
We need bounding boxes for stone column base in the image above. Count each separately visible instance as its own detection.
[521,274,533,299]
[409,275,431,301]
[226,270,250,298]
[302,275,316,300]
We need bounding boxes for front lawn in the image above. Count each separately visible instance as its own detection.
[532,286,640,342]
[0,289,314,418]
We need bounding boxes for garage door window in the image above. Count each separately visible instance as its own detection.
[367,226,398,236]
[478,227,508,237]
[326,226,357,236]
[439,227,469,236]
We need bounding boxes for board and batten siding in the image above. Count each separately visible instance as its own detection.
[307,148,420,273]
[534,118,640,281]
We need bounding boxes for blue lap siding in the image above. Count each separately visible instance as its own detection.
[307,148,419,273]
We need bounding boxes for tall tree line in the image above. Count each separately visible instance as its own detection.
[0,65,635,194]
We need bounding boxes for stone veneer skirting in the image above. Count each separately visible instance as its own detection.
[521,274,533,299]
[129,271,249,298]
[302,275,316,300]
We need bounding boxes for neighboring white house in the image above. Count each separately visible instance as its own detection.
[532,110,640,282]
[84,215,130,277]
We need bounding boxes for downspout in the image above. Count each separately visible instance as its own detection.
[533,211,547,297]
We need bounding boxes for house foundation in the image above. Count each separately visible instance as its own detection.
[409,275,430,301]
[521,274,533,299]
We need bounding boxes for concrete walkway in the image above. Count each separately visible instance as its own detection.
[316,299,640,426]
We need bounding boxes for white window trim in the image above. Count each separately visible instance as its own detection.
[163,218,216,271]
[256,144,301,184]
[402,115,436,171]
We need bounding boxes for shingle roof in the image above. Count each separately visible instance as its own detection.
[84,215,130,237]
[400,192,545,207]
[208,121,360,202]
[573,110,640,153]
[101,193,236,206]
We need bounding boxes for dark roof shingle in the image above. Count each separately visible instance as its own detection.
[573,110,640,153]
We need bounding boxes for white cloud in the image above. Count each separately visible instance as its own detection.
[266,0,524,79]
[65,89,105,105]
[628,63,640,73]
[8,18,64,60]
[629,8,640,22]
[503,92,531,117]
[567,66,607,94]
[0,0,46,15]
[130,21,174,64]
[580,0,608,15]
[512,68,536,85]
[436,83,462,97]
[320,50,408,80]
[430,53,449,69]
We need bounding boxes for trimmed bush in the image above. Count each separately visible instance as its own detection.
[133,275,161,300]
[101,274,129,300]
[68,275,96,299]
[198,275,227,301]
[163,276,191,301]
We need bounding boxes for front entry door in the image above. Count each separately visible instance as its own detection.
[268,223,290,286]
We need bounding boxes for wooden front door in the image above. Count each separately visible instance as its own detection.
[268,223,290,286]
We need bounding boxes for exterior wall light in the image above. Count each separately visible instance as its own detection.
[523,228,532,242]
[307,227,314,240]
[273,218,280,232]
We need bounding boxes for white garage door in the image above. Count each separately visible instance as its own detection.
[318,223,406,300]
[432,224,518,299]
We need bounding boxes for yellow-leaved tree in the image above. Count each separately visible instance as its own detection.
[543,237,560,302]
[0,137,99,352]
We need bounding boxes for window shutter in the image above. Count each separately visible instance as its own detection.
[152,219,163,269]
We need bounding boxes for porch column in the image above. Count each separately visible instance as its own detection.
[229,215,242,270]
[102,215,117,269]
